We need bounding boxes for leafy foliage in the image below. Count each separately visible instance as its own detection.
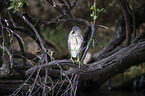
[8,0,29,13]
[90,0,104,22]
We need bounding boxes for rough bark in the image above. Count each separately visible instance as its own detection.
[25,41,145,82]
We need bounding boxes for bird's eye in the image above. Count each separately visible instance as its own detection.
[72,31,75,34]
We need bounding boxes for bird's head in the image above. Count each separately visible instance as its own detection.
[70,26,81,35]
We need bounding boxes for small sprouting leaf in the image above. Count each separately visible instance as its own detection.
[100,8,104,11]
[7,6,14,10]
[90,13,94,17]
[8,0,29,13]
[90,1,104,22]
[93,15,97,20]
[90,5,94,10]
[18,2,23,7]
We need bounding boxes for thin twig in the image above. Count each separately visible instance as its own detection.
[42,68,49,95]
[29,66,42,95]
[81,24,95,62]
[15,12,47,53]
[46,0,65,15]
[56,77,67,95]
[12,67,37,95]
[0,45,13,68]
[58,0,72,17]
[70,0,78,9]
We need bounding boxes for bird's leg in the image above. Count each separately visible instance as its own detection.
[76,51,88,68]
[76,58,81,68]
[69,55,75,64]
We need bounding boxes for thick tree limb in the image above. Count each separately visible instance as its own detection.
[1,41,145,89]
[79,41,145,80]
[26,41,145,84]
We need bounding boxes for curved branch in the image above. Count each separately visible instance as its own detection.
[89,2,145,63]
[25,60,83,75]
[5,27,26,65]
[118,0,132,46]
[79,41,145,87]
[81,24,95,62]
[9,26,41,48]
[25,41,145,84]
[15,13,46,52]
[0,45,13,69]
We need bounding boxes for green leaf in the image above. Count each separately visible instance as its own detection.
[100,8,104,11]
[90,13,94,17]
[90,5,94,10]
[7,6,14,10]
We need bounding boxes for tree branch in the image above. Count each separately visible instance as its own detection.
[25,41,145,82]
[0,48,40,63]
[89,2,145,63]
[79,41,145,86]
[81,24,95,62]
[118,0,132,46]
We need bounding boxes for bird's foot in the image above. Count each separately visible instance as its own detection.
[69,57,75,64]
[76,58,85,68]
[69,57,88,68]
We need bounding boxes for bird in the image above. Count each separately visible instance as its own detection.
[68,26,83,67]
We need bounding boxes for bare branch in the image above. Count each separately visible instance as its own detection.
[58,0,72,17]
[15,13,47,52]
[81,24,95,62]
[46,0,65,15]
[5,27,26,65]
[118,0,132,46]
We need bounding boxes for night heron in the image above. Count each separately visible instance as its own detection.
[68,26,83,67]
